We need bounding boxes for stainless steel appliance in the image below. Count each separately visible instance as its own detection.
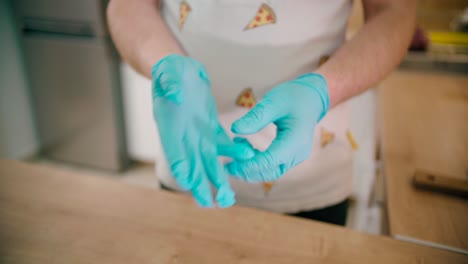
[13,0,129,171]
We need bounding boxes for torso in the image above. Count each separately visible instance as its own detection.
[157,0,354,213]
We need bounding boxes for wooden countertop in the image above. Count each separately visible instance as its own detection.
[379,70,468,254]
[0,160,466,263]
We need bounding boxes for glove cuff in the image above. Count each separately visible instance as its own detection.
[295,73,330,122]
[151,53,184,78]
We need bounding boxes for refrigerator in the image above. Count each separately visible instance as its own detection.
[12,0,129,171]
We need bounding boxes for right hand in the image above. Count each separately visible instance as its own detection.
[152,54,254,208]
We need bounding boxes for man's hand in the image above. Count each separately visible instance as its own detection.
[153,54,254,207]
[226,73,330,182]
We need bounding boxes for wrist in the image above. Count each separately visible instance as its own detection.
[151,53,185,78]
[294,73,330,122]
[141,41,184,77]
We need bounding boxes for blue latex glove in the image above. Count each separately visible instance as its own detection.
[152,54,254,208]
[226,73,330,182]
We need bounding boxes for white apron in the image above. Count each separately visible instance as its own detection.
[157,0,354,213]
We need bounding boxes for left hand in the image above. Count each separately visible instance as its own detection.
[152,54,254,208]
[226,73,330,182]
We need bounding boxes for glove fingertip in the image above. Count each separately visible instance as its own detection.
[231,145,255,160]
[217,196,236,208]
[232,104,273,134]
[194,193,214,208]
[216,185,236,208]
[242,147,255,159]
[225,162,239,176]
[231,120,251,134]
[230,121,242,134]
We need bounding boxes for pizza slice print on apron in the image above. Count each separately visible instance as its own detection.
[244,3,276,31]
[346,130,359,150]
[236,88,275,195]
[236,88,256,108]
[179,1,191,29]
[320,127,335,148]
[319,55,330,67]
[262,182,274,195]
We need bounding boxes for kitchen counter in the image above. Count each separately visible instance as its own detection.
[379,70,468,254]
[0,160,466,263]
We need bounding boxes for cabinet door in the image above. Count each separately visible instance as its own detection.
[23,35,127,171]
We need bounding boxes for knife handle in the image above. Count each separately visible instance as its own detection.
[413,170,468,198]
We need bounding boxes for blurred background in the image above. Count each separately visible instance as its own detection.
[1,0,467,236]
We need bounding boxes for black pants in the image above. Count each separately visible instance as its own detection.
[289,199,349,226]
[160,184,348,226]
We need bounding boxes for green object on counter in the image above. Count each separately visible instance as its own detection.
[429,31,468,46]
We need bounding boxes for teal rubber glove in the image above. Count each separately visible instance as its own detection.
[226,73,330,182]
[152,54,254,208]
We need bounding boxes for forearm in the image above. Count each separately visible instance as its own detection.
[316,0,416,107]
[107,0,184,78]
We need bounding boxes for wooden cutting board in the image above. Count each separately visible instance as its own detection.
[0,160,466,263]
